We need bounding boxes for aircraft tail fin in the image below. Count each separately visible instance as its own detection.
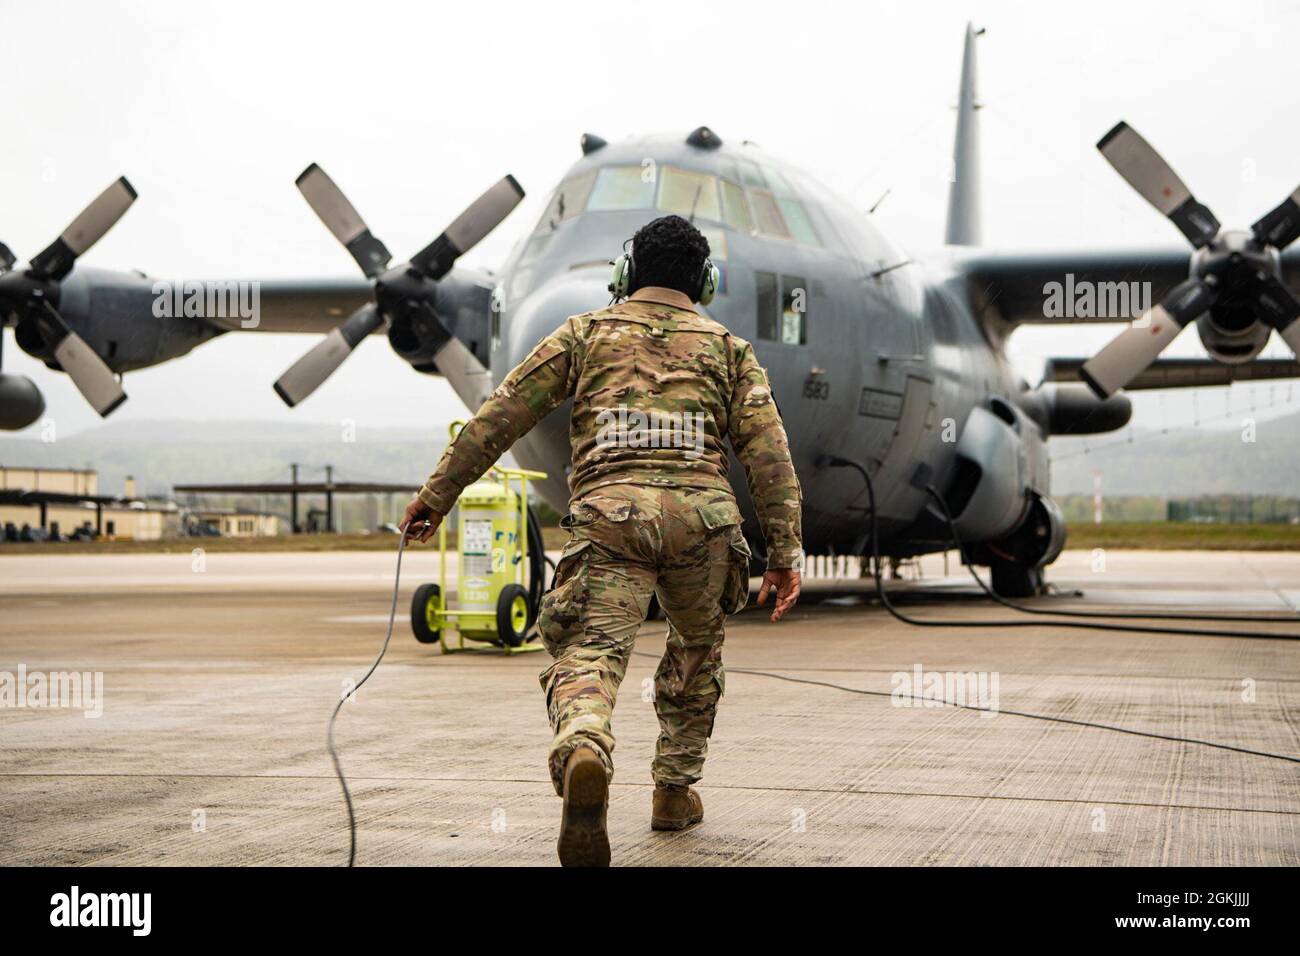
[944,23,984,246]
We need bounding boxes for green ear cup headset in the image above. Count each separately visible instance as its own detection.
[698,258,719,306]
[609,240,719,306]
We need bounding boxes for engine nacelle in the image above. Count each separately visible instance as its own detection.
[12,267,221,373]
[385,271,494,376]
[948,404,1031,542]
[942,401,1068,575]
[990,492,1067,571]
[1195,314,1270,365]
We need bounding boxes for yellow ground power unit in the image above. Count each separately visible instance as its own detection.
[410,422,548,654]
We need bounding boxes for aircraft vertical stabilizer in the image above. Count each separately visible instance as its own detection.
[944,23,983,246]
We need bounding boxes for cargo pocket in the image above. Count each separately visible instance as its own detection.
[720,529,752,615]
[539,537,592,653]
[695,499,748,615]
[696,499,741,533]
[704,668,726,737]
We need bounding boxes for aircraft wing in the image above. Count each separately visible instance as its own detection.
[956,246,1300,326]
[1045,356,1300,390]
[198,277,374,333]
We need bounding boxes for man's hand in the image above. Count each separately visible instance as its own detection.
[756,567,801,623]
[402,496,443,543]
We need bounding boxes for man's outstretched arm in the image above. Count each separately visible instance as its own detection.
[404,325,576,539]
[726,340,803,620]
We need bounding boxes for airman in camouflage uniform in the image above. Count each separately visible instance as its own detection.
[404,215,801,865]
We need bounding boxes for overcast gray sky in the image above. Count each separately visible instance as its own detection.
[4,0,1299,438]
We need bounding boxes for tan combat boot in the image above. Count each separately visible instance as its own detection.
[651,784,704,831]
[557,746,610,867]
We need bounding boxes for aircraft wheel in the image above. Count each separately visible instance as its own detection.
[497,584,530,647]
[411,583,442,644]
[989,560,1041,599]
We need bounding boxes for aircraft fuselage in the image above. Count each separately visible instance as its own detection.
[491,132,1046,560]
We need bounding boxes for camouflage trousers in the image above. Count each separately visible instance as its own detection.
[538,483,752,795]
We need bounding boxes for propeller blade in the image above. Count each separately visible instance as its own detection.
[1079,278,1216,399]
[1097,122,1220,248]
[29,177,138,281]
[272,303,383,407]
[409,175,524,280]
[295,164,392,278]
[1278,317,1300,357]
[1251,185,1300,250]
[1253,274,1300,355]
[36,301,127,416]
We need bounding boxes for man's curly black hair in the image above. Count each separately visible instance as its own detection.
[630,214,711,300]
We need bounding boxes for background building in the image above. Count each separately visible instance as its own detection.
[0,466,175,540]
[190,509,280,537]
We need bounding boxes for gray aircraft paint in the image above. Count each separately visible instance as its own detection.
[489,125,1026,557]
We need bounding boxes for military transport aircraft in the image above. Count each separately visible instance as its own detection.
[3,24,1299,595]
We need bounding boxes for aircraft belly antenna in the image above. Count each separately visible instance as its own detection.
[944,23,984,246]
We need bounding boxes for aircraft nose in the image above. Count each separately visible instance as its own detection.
[500,268,611,507]
[504,268,610,369]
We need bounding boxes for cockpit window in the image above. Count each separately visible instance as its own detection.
[657,166,720,222]
[538,169,596,230]
[777,197,819,245]
[747,189,790,239]
[720,180,753,232]
[536,159,818,247]
[588,166,656,211]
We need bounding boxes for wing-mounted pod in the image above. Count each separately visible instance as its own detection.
[1019,382,1133,436]
[0,366,44,430]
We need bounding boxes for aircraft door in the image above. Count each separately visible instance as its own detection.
[853,281,923,469]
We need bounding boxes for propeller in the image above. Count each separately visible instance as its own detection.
[274,166,523,406]
[1078,279,1215,399]
[1082,122,1300,398]
[0,178,136,416]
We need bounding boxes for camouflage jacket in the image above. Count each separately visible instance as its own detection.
[416,286,803,569]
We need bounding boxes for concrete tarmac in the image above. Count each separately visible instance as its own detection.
[1,548,1297,866]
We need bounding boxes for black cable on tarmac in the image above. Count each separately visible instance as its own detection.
[326,522,409,867]
[333,484,1300,866]
[819,455,1298,641]
[623,458,1300,767]
[921,482,1299,626]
